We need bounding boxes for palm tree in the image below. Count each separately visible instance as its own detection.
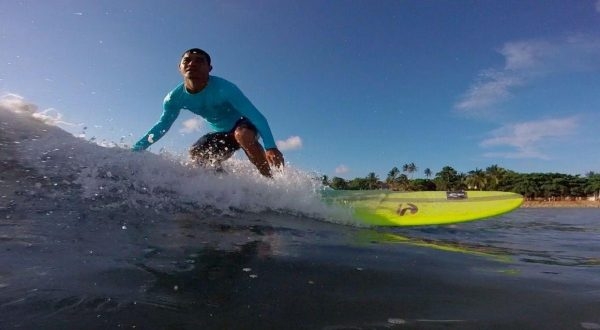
[435,166,459,191]
[330,177,348,190]
[466,168,487,190]
[513,177,540,200]
[366,172,379,190]
[485,164,506,190]
[584,173,600,200]
[424,168,432,178]
[386,167,400,190]
[395,174,410,191]
[408,163,417,178]
[402,163,418,179]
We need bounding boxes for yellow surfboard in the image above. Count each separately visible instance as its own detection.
[322,190,523,226]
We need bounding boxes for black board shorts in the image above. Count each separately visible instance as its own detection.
[189,118,257,164]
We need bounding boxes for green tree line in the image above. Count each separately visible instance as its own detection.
[322,164,600,201]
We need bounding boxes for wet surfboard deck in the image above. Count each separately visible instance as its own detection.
[322,190,523,226]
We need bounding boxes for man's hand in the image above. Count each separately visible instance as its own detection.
[265,148,284,168]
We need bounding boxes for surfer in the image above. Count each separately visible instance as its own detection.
[132,48,284,177]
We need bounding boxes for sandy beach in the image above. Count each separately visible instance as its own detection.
[521,199,600,208]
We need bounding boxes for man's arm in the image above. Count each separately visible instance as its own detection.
[226,84,278,150]
[132,107,180,151]
[223,80,284,168]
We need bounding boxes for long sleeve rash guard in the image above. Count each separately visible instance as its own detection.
[132,75,277,151]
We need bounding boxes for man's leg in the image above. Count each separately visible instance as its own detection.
[234,126,272,177]
[189,133,236,169]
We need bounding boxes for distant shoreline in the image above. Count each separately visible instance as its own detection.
[521,199,600,208]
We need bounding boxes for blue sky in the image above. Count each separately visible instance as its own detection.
[2,0,600,179]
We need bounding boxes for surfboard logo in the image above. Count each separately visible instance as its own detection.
[397,203,418,216]
[447,191,467,200]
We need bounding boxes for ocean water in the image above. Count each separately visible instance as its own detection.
[1,95,600,329]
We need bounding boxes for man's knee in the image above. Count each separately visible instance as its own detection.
[234,126,257,146]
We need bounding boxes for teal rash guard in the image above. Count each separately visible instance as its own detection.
[132,75,277,151]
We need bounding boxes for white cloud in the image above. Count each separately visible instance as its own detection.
[596,0,600,13]
[480,116,578,159]
[276,135,302,151]
[455,36,600,116]
[335,164,350,175]
[454,70,524,114]
[179,118,203,134]
[500,40,553,71]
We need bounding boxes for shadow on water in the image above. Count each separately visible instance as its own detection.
[0,230,277,329]
[136,240,271,312]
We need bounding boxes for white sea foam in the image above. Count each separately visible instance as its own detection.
[0,94,355,224]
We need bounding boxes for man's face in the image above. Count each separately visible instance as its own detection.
[179,52,212,79]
